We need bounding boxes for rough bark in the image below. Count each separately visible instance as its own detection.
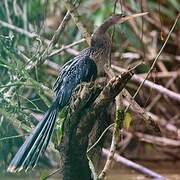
[56,71,134,180]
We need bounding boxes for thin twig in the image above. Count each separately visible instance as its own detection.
[0,82,26,88]
[136,132,180,147]
[0,134,27,142]
[102,148,165,180]
[0,19,38,38]
[26,11,71,71]
[98,96,123,179]
[64,0,91,45]
[146,75,177,111]
[0,108,31,132]
[125,13,180,112]
[4,0,13,24]
[49,38,85,57]
[87,123,114,153]
[122,89,160,131]
[112,65,180,102]
[43,168,62,180]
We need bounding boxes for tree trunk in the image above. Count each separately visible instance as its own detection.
[56,71,134,180]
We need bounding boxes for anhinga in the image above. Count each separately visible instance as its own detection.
[7,12,147,172]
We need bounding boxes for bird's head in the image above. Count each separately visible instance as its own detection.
[91,12,148,49]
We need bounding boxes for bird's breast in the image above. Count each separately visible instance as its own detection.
[90,54,108,76]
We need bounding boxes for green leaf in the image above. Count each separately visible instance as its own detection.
[57,126,62,145]
[123,112,132,130]
[39,169,49,180]
[167,0,180,11]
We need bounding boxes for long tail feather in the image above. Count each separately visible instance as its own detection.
[7,104,58,172]
[29,109,57,170]
[23,109,57,171]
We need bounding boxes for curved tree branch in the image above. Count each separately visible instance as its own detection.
[56,70,134,180]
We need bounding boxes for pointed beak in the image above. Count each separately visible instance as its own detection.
[95,12,149,35]
[118,12,148,24]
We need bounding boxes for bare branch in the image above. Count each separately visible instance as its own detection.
[125,13,180,111]
[112,65,180,102]
[26,11,71,71]
[102,148,165,180]
[0,19,37,38]
[64,0,91,45]
[136,132,180,147]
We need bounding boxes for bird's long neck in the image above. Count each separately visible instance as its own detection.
[89,34,111,75]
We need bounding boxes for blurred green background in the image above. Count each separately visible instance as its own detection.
[0,0,180,179]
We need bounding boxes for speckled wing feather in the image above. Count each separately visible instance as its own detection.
[53,53,97,108]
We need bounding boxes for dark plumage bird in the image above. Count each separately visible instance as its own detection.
[7,12,147,172]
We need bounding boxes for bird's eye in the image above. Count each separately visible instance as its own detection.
[91,38,95,46]
[91,37,104,48]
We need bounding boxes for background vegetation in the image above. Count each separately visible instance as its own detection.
[0,0,179,179]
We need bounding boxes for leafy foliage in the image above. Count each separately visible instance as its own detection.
[0,0,179,175]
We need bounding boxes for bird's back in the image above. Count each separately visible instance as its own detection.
[53,48,97,109]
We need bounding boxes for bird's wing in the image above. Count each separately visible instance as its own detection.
[53,55,97,108]
[53,57,77,92]
[53,48,90,91]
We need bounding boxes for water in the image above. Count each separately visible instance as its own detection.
[108,161,180,180]
[1,161,180,180]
